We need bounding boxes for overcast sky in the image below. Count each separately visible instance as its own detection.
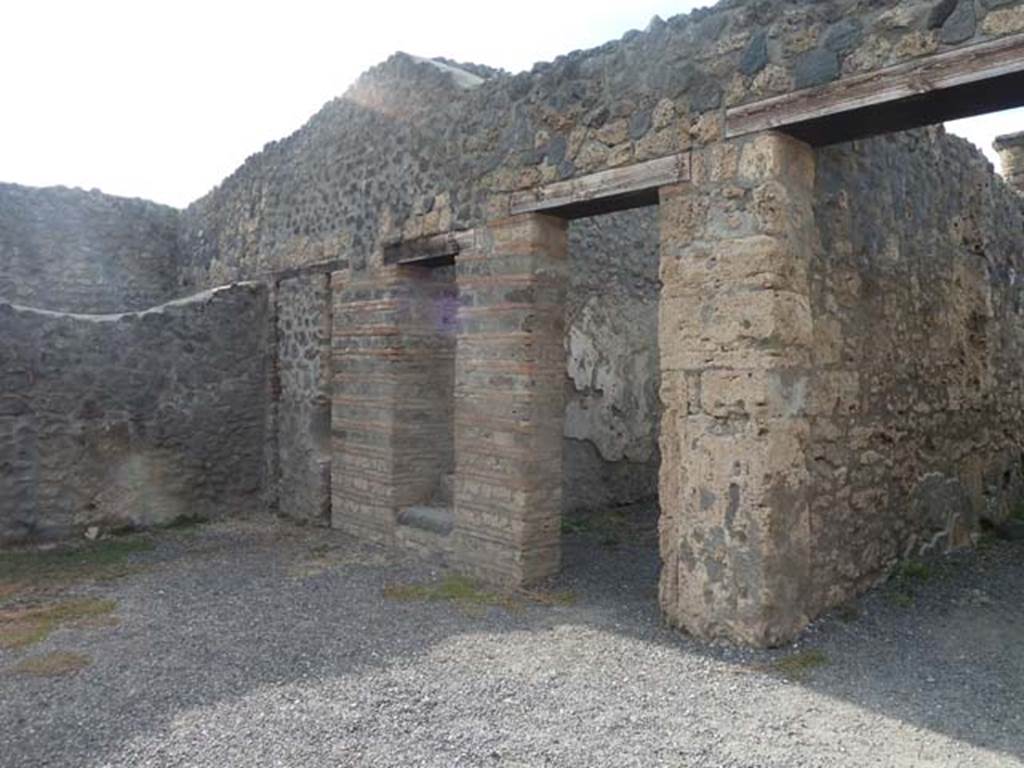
[2,0,1020,209]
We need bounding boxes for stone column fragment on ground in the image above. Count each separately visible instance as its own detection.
[657,132,818,646]
[995,132,1024,193]
[452,214,568,586]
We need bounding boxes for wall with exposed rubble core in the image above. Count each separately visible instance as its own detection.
[275,273,334,524]
[0,285,271,544]
[176,0,1024,289]
[170,0,1024,517]
[807,127,1024,612]
[3,0,1024,643]
[0,183,181,314]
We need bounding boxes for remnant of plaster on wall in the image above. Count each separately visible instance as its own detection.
[562,207,662,510]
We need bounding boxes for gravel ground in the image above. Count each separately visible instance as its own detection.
[1,511,1022,768]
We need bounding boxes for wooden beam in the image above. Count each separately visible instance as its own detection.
[509,153,690,219]
[383,229,475,268]
[726,33,1024,145]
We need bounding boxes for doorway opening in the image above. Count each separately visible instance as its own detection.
[560,206,663,594]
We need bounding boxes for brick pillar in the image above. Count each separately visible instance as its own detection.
[995,132,1024,193]
[331,265,456,543]
[658,133,817,646]
[451,214,568,586]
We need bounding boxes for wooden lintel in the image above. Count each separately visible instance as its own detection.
[726,33,1024,145]
[383,229,475,268]
[509,153,691,219]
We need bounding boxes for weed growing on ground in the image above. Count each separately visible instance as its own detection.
[383,574,575,613]
[836,602,861,623]
[896,560,931,582]
[890,591,915,608]
[771,649,829,680]
[0,598,117,650]
[12,651,91,677]
[163,514,210,531]
[0,538,153,600]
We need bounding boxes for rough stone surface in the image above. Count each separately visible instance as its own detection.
[808,127,1024,613]
[275,273,333,525]
[0,285,271,543]
[658,131,819,647]
[0,184,180,314]
[173,1,1024,287]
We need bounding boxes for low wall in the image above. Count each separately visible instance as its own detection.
[0,183,180,313]
[809,127,1024,610]
[0,284,271,543]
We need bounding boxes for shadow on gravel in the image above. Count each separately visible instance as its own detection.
[558,508,1024,763]
[1,515,1021,766]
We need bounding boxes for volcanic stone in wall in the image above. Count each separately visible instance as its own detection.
[0,284,271,543]
[0,183,180,313]
[808,127,1024,610]
[275,272,333,524]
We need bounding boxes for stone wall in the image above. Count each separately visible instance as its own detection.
[167,0,1024,527]
[275,273,334,524]
[564,210,660,511]
[0,284,271,543]
[0,183,180,313]
[176,1,1024,289]
[808,126,1024,611]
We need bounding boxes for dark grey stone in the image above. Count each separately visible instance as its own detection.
[739,31,768,77]
[689,77,723,113]
[0,285,271,544]
[629,109,652,140]
[824,19,863,53]
[793,49,840,89]
[928,0,959,28]
[546,135,568,166]
[940,0,977,44]
[0,184,179,314]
